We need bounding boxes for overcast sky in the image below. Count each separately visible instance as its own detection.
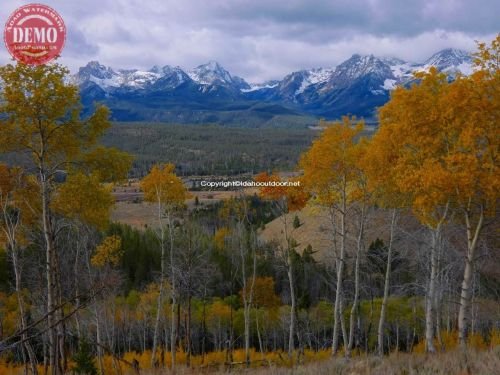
[1,0,498,82]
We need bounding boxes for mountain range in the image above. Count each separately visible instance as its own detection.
[75,48,474,127]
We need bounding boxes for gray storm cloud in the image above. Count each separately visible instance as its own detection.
[0,0,497,82]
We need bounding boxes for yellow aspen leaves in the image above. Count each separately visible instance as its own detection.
[140,163,189,209]
[254,172,308,212]
[91,235,123,267]
[299,116,366,207]
[52,172,115,231]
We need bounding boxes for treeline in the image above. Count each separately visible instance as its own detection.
[101,123,317,178]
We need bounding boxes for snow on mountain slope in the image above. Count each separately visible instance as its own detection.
[74,48,474,122]
[187,61,250,90]
[242,80,280,92]
[75,48,473,95]
[296,68,334,95]
[423,48,473,73]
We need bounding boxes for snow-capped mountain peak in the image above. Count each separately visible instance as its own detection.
[423,48,473,74]
[75,61,192,90]
[148,65,163,74]
[333,54,393,81]
[188,61,233,85]
[76,61,122,88]
[77,61,118,81]
[74,48,475,124]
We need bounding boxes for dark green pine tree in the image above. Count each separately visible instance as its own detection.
[73,338,98,375]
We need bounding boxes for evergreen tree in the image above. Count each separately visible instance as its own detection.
[73,338,97,375]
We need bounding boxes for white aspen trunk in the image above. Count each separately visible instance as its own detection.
[238,221,250,366]
[1,197,38,375]
[41,171,59,375]
[55,256,66,374]
[168,213,177,372]
[377,209,397,356]
[12,247,39,374]
[332,181,346,355]
[281,212,296,358]
[241,223,257,367]
[151,193,166,367]
[425,203,448,353]
[425,229,439,353]
[458,206,484,347]
[255,312,265,359]
[340,295,348,354]
[287,260,296,357]
[95,307,104,375]
[74,236,82,339]
[347,204,366,357]
[435,243,444,350]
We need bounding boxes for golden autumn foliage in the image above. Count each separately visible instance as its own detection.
[205,298,232,336]
[140,163,189,210]
[299,116,366,206]
[254,172,308,212]
[0,164,15,197]
[373,48,499,226]
[52,172,115,231]
[213,226,231,250]
[81,146,133,183]
[0,64,131,178]
[240,276,281,308]
[0,164,39,248]
[219,197,249,221]
[412,331,489,353]
[0,63,132,229]
[91,235,123,267]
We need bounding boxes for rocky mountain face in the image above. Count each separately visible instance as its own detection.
[75,48,474,125]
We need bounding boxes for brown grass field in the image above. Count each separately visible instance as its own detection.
[111,181,258,229]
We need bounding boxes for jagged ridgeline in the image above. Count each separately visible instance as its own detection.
[75,49,473,126]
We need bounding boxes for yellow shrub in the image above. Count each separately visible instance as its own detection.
[489,329,500,348]
[440,330,458,350]
[468,333,487,350]
[412,339,426,354]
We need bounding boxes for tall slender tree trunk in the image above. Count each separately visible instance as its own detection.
[151,196,166,368]
[186,294,192,367]
[287,258,296,357]
[458,206,484,347]
[425,229,439,353]
[168,213,177,373]
[340,295,348,354]
[255,312,265,359]
[281,212,296,358]
[12,250,38,375]
[55,254,66,374]
[425,203,449,353]
[1,196,38,375]
[377,209,397,356]
[41,172,59,375]
[239,222,250,366]
[74,236,82,339]
[332,182,346,355]
[436,243,444,351]
[347,204,366,357]
[240,222,256,367]
[95,308,104,375]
